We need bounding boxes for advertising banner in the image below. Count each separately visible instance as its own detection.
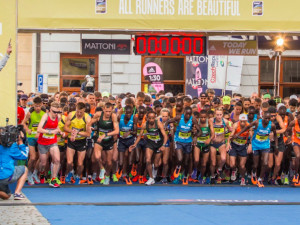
[0,0,16,125]
[225,56,244,91]
[208,40,257,56]
[82,39,131,55]
[143,62,164,93]
[18,0,300,33]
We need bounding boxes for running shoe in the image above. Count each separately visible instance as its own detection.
[182,177,188,185]
[139,176,145,184]
[284,175,289,185]
[32,173,40,184]
[100,178,105,184]
[251,174,258,185]
[112,174,118,182]
[71,177,75,184]
[210,176,215,185]
[74,176,81,185]
[103,176,110,185]
[132,175,139,182]
[55,177,62,185]
[159,177,168,184]
[293,174,299,183]
[172,177,180,184]
[14,193,26,200]
[49,178,60,188]
[294,180,300,187]
[116,169,123,179]
[173,166,181,179]
[198,174,204,184]
[87,177,94,185]
[27,173,34,186]
[191,169,197,180]
[231,170,237,181]
[96,177,101,182]
[270,179,276,185]
[65,172,73,183]
[145,177,155,186]
[225,169,231,181]
[92,173,97,182]
[131,164,137,177]
[216,176,222,184]
[60,176,66,184]
[123,176,132,185]
[153,169,158,179]
[240,178,246,186]
[80,179,87,184]
[257,178,264,188]
[99,168,106,180]
[40,172,45,184]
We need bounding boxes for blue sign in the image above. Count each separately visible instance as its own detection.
[38,74,43,93]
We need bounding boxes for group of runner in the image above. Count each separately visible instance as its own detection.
[16,89,300,188]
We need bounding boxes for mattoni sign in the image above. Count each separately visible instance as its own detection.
[208,40,257,56]
[82,39,131,55]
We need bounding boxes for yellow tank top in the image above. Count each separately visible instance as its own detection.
[68,111,88,140]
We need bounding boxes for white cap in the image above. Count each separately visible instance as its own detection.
[239,114,248,121]
[290,95,298,100]
[277,103,285,111]
[165,92,173,97]
[121,98,126,108]
[85,75,90,79]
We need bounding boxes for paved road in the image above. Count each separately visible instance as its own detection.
[0,194,50,225]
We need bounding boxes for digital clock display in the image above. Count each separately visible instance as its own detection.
[135,36,206,56]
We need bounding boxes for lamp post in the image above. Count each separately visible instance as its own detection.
[275,37,284,97]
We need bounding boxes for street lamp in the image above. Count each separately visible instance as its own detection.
[275,37,285,97]
[276,37,284,47]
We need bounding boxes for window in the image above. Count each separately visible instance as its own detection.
[60,54,98,93]
[142,56,185,96]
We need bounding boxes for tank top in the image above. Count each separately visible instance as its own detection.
[252,119,272,150]
[27,110,45,138]
[232,121,249,146]
[68,111,88,140]
[213,118,226,136]
[145,120,163,144]
[119,114,134,139]
[282,115,289,143]
[174,114,193,143]
[97,112,113,143]
[197,120,210,147]
[292,119,300,145]
[136,114,146,138]
[272,119,284,143]
[37,114,58,145]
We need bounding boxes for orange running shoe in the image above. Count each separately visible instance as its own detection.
[116,169,123,180]
[182,177,188,185]
[143,176,148,183]
[251,175,258,185]
[71,177,76,184]
[293,174,299,183]
[123,176,132,185]
[294,180,300,187]
[80,179,87,184]
[257,179,264,188]
[60,176,66,184]
[139,176,145,184]
[173,166,181,179]
[131,164,137,177]
[87,177,94,185]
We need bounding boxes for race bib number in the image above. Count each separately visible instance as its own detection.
[147,134,161,141]
[255,134,268,142]
[179,131,191,139]
[197,135,210,143]
[31,124,38,135]
[43,133,55,139]
[296,132,300,139]
[214,128,224,134]
[120,130,132,138]
[233,138,247,145]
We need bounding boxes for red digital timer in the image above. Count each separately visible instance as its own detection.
[134,36,206,56]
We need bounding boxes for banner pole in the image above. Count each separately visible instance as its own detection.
[223,55,229,96]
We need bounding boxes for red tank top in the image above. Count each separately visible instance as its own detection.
[38,115,58,145]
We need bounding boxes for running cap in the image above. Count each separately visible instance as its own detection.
[212,97,221,104]
[20,94,28,100]
[239,114,248,121]
[102,91,110,98]
[165,92,173,97]
[276,103,285,111]
[290,95,298,100]
[222,96,231,105]
[263,93,271,99]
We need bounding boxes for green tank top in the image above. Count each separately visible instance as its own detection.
[97,112,113,142]
[197,120,211,147]
[27,110,45,138]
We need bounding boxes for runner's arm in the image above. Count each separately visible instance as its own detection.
[107,113,119,137]
[21,112,31,133]
[78,115,92,137]
[192,118,202,137]
[63,113,73,133]
[37,114,51,134]
[165,115,180,127]
[276,115,286,134]
[208,119,215,141]
[234,120,257,138]
[129,123,146,151]
[158,120,168,146]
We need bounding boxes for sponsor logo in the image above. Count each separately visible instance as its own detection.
[147,66,156,74]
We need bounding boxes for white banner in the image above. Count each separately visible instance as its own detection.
[207,55,227,90]
[226,56,244,91]
[207,56,243,91]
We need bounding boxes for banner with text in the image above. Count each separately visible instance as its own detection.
[143,62,164,93]
[18,0,300,33]
[82,39,131,55]
[208,40,257,56]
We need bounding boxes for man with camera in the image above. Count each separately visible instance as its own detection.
[0,126,29,200]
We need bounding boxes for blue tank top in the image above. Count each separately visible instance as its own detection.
[119,114,134,139]
[174,114,193,143]
[252,119,272,150]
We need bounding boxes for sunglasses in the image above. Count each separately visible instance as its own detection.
[270,115,276,118]
[51,109,62,114]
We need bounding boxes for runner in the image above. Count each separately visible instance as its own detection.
[227,114,250,185]
[87,102,119,185]
[234,111,278,187]
[64,102,91,184]
[22,96,45,185]
[37,102,62,188]
[165,106,201,185]
[129,110,168,186]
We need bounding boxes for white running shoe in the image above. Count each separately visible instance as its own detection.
[27,173,34,185]
[103,176,110,185]
[153,169,158,179]
[32,172,40,184]
[92,172,97,181]
[231,170,237,181]
[145,177,155,186]
[99,169,106,179]
[240,178,246,186]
